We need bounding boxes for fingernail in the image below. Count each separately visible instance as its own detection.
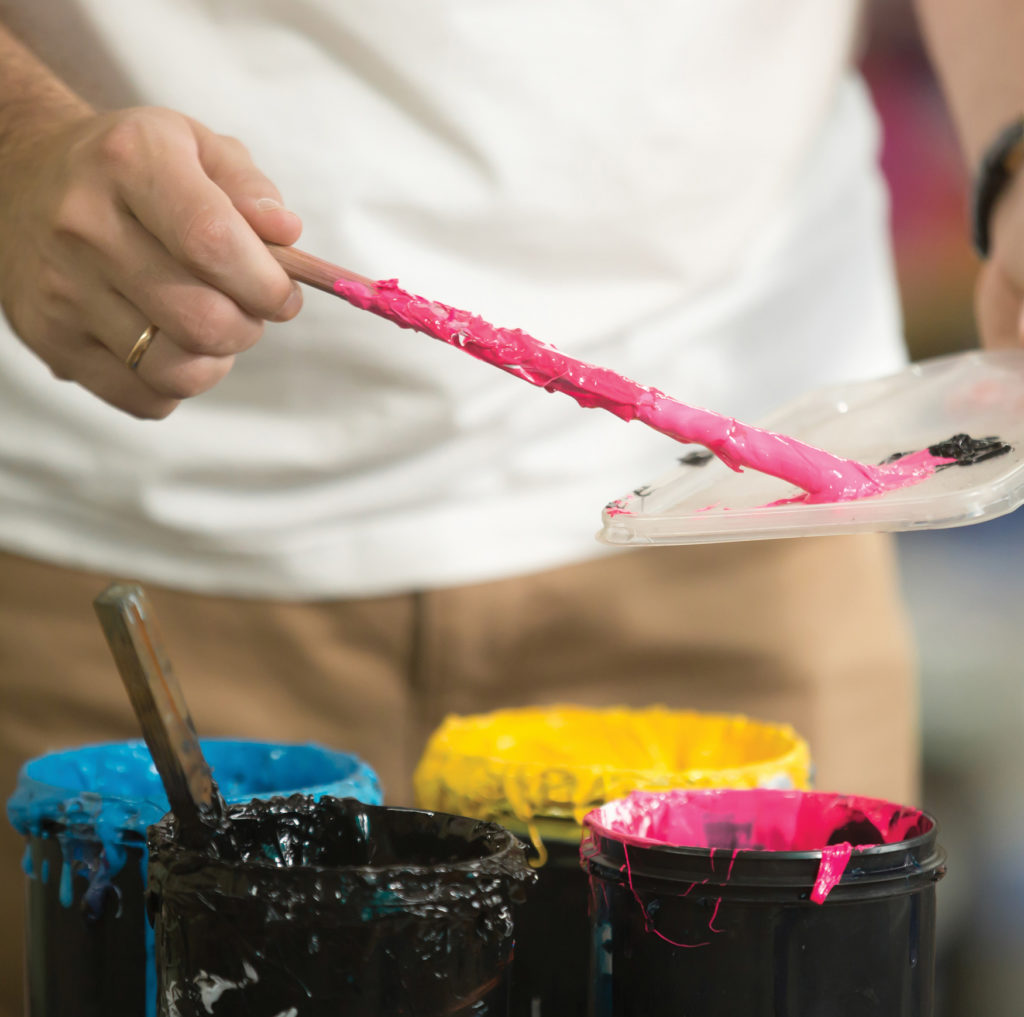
[255,197,283,212]
[274,283,303,321]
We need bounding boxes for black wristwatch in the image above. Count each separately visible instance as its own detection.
[971,116,1024,258]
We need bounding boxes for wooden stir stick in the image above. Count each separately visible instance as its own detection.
[93,582,225,846]
[267,243,376,296]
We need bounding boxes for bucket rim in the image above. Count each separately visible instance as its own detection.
[7,739,381,840]
[582,824,941,866]
[418,706,809,778]
[580,788,942,895]
[148,797,530,883]
[16,738,373,791]
[582,788,937,855]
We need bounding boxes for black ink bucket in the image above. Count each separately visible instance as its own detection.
[581,789,946,1017]
[492,818,592,1017]
[147,795,535,1016]
[6,739,381,1017]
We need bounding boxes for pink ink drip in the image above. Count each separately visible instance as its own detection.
[725,848,740,882]
[707,897,725,933]
[333,277,955,501]
[622,843,711,949]
[812,843,854,904]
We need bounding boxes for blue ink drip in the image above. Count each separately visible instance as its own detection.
[41,859,49,884]
[21,844,32,877]
[58,861,72,908]
[143,866,156,1017]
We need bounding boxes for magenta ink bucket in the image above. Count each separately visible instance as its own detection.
[147,795,535,1015]
[581,789,946,1017]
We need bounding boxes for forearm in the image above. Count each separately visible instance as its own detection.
[914,0,1024,165]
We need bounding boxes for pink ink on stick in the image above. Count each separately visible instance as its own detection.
[333,277,970,501]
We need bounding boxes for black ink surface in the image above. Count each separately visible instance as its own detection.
[148,795,534,1016]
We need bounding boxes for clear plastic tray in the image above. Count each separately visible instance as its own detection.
[599,350,1024,546]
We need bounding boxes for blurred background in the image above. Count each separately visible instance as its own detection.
[862,4,1024,1015]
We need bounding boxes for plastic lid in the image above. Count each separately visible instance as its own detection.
[599,349,1024,546]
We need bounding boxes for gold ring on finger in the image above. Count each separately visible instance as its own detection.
[125,324,158,370]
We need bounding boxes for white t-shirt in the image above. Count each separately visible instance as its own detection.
[0,1,906,597]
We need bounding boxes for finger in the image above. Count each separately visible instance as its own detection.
[75,338,182,419]
[192,125,304,247]
[244,196,305,247]
[44,325,181,419]
[94,212,273,356]
[975,261,1024,349]
[84,284,235,400]
[103,112,298,321]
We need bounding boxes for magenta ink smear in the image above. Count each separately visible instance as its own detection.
[333,278,1007,503]
[580,789,946,1017]
[147,795,535,1016]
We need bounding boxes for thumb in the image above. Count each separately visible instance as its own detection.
[190,120,303,246]
[975,260,1024,350]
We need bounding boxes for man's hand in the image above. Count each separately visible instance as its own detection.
[913,0,1024,350]
[0,103,303,418]
[976,169,1024,349]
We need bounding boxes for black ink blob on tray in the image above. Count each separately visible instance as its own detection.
[881,433,1011,469]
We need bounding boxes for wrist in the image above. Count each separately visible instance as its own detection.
[0,90,91,156]
[0,93,91,301]
[0,27,92,171]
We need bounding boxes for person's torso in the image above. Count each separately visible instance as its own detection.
[0,2,904,596]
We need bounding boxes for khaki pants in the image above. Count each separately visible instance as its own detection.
[0,535,918,1016]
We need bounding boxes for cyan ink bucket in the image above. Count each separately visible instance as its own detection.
[414,706,812,1017]
[6,739,382,1017]
[581,788,946,1017]
[147,794,535,1015]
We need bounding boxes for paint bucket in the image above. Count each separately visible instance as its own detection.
[147,794,535,1015]
[581,788,946,1017]
[6,739,382,1017]
[413,705,812,1016]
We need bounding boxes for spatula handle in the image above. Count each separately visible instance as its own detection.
[268,243,376,296]
[93,583,221,839]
